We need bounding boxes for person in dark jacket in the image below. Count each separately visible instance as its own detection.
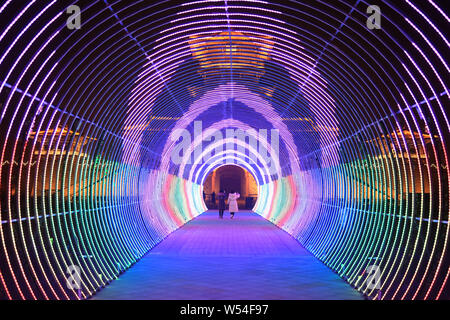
[217,190,226,219]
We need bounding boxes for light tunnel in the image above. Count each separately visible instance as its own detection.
[0,0,448,300]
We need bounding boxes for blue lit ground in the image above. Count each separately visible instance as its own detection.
[93,211,363,300]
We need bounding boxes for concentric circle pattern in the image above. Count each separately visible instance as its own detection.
[0,0,448,300]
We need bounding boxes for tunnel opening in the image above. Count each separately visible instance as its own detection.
[202,165,258,210]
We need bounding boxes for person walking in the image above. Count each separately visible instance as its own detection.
[227,190,240,219]
[217,190,226,219]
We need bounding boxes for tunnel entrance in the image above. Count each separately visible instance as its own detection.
[203,165,258,210]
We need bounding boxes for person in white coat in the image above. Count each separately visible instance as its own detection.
[227,190,240,219]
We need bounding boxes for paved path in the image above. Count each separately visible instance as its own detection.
[93,211,363,299]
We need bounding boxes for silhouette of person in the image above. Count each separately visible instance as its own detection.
[217,190,226,219]
[228,190,240,219]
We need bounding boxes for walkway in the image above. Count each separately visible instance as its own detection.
[93,211,363,300]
